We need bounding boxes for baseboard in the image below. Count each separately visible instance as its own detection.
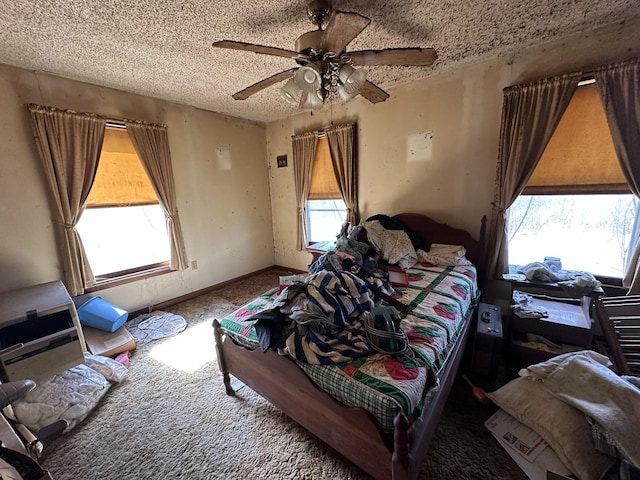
[128,264,305,318]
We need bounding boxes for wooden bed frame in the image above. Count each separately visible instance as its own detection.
[212,213,487,480]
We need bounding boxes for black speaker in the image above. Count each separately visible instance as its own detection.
[472,303,503,377]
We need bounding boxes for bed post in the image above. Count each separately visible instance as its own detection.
[391,412,411,480]
[212,319,234,396]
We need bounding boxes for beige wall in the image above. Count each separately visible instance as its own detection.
[0,64,274,311]
[266,17,640,272]
[1,16,638,309]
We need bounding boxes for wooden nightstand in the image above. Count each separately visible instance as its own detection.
[504,281,596,369]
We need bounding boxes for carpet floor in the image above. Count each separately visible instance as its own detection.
[39,268,527,479]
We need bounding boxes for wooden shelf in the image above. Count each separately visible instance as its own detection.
[510,295,593,347]
[506,287,594,368]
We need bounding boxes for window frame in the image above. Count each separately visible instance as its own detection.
[79,123,172,289]
[506,80,632,284]
[86,262,171,292]
[305,198,348,245]
[507,193,636,284]
[304,135,348,245]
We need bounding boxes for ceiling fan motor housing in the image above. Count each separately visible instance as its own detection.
[295,30,325,56]
[307,0,331,27]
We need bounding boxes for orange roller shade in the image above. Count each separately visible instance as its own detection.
[86,126,158,207]
[526,83,628,194]
[308,136,342,200]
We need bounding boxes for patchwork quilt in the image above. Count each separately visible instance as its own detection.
[217,262,479,433]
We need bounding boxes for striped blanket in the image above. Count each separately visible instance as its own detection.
[248,270,376,365]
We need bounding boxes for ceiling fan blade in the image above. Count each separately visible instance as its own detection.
[359,81,389,104]
[349,48,438,67]
[212,40,300,59]
[320,11,371,54]
[232,68,299,100]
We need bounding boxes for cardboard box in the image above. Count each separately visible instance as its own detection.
[83,325,136,357]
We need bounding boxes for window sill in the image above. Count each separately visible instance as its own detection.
[306,240,335,253]
[85,265,172,293]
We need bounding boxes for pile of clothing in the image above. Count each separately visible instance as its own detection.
[518,261,602,297]
[247,270,377,365]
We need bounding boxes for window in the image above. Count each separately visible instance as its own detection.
[306,198,347,243]
[507,82,636,279]
[305,136,347,243]
[76,125,170,280]
[508,194,638,277]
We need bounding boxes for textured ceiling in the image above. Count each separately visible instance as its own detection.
[1,0,639,123]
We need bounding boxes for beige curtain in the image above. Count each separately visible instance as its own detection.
[594,59,640,292]
[486,73,582,280]
[292,132,318,250]
[125,121,188,270]
[27,104,106,295]
[325,123,359,225]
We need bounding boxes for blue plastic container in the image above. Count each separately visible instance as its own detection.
[77,296,128,333]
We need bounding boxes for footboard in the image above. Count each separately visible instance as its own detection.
[213,318,398,479]
[213,306,475,480]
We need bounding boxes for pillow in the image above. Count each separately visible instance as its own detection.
[12,353,127,434]
[488,377,613,480]
[13,363,111,433]
[417,244,472,266]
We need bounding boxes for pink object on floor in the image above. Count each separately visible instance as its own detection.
[114,351,131,367]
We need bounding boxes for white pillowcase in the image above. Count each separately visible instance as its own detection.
[417,244,472,266]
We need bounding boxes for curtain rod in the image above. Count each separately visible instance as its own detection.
[506,57,638,91]
[25,103,166,129]
[291,122,355,139]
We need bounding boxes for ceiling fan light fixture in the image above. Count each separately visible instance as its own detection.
[301,90,324,109]
[280,78,302,105]
[339,64,367,94]
[295,65,322,93]
[337,85,357,102]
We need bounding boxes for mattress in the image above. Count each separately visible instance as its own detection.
[217,263,479,433]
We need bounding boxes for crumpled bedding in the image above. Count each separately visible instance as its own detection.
[12,353,127,434]
[363,219,418,269]
[518,262,602,296]
[363,220,472,268]
[511,290,549,318]
[519,351,640,468]
[220,261,480,433]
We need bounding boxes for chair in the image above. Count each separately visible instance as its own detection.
[593,296,640,375]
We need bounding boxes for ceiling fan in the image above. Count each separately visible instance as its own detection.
[212,0,437,108]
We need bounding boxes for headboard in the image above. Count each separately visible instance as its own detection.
[392,213,487,275]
